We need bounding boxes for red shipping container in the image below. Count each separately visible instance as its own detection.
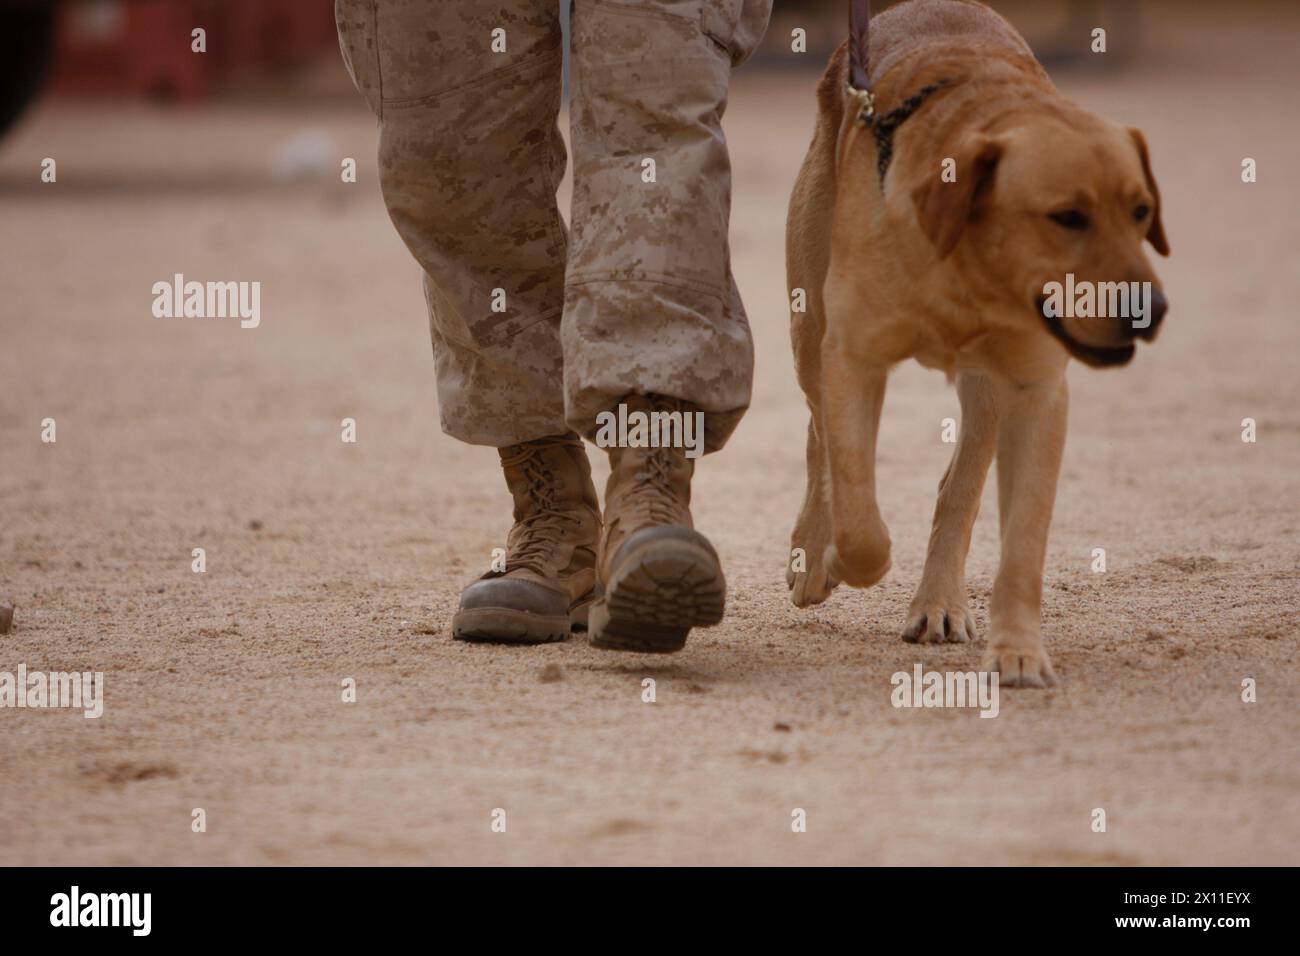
[213,0,337,70]
[49,0,337,101]
[52,0,215,100]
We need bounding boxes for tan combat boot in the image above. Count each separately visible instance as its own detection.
[589,394,725,653]
[452,433,600,643]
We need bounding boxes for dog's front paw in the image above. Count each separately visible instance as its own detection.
[824,538,891,590]
[980,636,1056,688]
[787,553,839,608]
[902,593,976,644]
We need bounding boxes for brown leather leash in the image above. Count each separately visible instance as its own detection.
[847,0,953,184]
[847,0,876,116]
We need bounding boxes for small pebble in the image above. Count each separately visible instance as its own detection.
[538,663,564,683]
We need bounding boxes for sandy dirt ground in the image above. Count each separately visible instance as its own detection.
[1,4,1297,865]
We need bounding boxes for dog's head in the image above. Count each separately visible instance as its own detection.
[912,114,1169,368]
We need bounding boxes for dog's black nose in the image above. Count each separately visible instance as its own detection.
[1125,289,1167,341]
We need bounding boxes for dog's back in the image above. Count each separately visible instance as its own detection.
[868,0,1034,88]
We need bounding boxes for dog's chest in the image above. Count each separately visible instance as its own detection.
[913,324,1021,381]
[914,343,958,377]
[910,308,985,377]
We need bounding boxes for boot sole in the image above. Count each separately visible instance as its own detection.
[589,528,725,653]
[452,595,592,645]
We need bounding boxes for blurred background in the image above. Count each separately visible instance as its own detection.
[0,0,1177,128]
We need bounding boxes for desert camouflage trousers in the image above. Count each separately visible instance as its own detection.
[335,0,771,452]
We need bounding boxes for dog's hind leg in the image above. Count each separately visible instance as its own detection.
[903,371,999,644]
[784,125,840,607]
[788,414,840,606]
[819,335,892,590]
[980,374,1068,687]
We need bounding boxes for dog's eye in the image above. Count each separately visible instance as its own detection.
[1049,210,1089,231]
[1133,204,1151,223]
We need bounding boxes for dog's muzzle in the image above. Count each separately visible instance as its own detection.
[1035,296,1137,368]
[1123,289,1169,342]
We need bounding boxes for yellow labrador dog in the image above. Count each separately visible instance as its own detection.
[786,0,1169,686]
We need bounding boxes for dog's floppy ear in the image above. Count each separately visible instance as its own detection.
[911,135,1004,258]
[1128,127,1169,257]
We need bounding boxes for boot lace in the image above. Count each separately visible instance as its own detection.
[500,438,581,576]
[621,395,690,527]
[626,446,683,526]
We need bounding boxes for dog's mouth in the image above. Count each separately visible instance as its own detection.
[1034,296,1136,368]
